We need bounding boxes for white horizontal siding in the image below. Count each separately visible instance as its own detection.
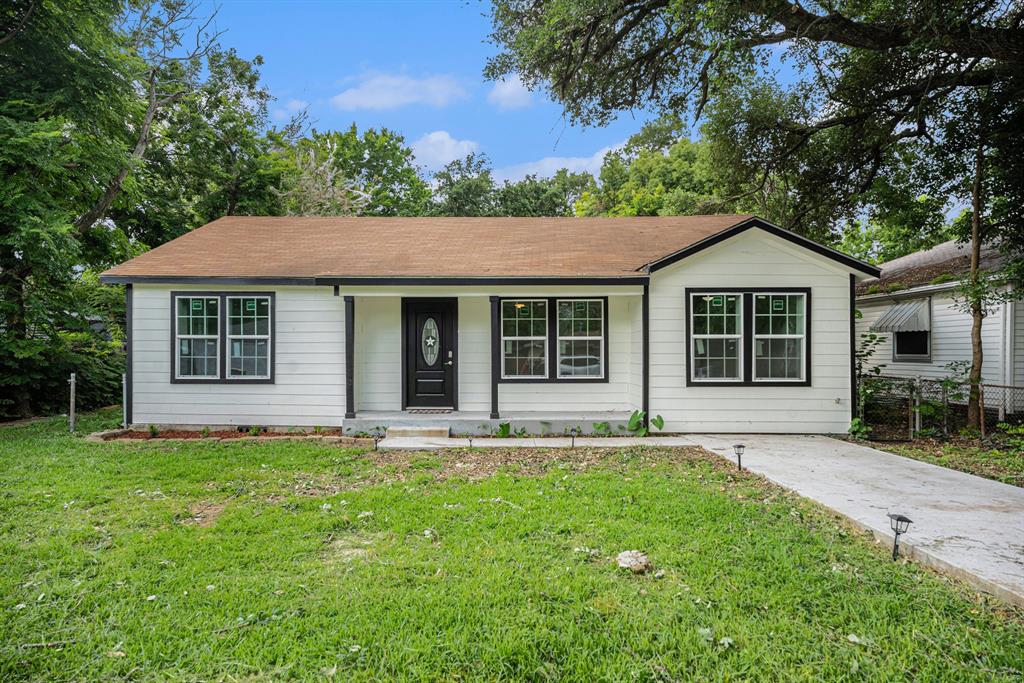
[131,285,345,427]
[648,228,855,433]
[1015,301,1024,387]
[856,293,1003,383]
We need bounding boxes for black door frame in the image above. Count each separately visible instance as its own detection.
[401,297,459,410]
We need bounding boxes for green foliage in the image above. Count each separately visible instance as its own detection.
[200,426,211,438]
[650,415,665,432]
[495,422,512,438]
[626,410,647,437]
[996,423,1024,454]
[591,421,611,436]
[148,424,159,438]
[248,425,262,437]
[430,153,593,217]
[487,1,1024,243]
[848,418,872,440]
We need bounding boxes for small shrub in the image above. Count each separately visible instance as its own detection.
[651,414,665,431]
[514,426,528,438]
[248,425,262,437]
[848,418,871,440]
[313,425,323,435]
[495,422,512,438]
[997,422,1024,453]
[592,421,611,436]
[200,426,211,438]
[148,424,159,438]
[627,410,647,437]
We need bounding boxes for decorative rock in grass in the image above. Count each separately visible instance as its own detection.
[616,550,652,574]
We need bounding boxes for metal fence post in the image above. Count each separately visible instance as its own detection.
[908,381,914,440]
[979,383,986,439]
[941,384,949,436]
[68,372,76,434]
[913,377,922,435]
[122,373,127,429]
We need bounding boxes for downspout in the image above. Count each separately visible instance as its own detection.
[642,283,650,427]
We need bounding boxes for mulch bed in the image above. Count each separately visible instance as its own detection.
[107,428,344,441]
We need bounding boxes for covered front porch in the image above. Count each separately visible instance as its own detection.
[334,284,648,433]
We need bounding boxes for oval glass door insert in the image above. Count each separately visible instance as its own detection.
[421,317,439,366]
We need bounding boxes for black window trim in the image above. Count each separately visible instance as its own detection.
[497,296,610,384]
[170,291,276,384]
[684,287,812,387]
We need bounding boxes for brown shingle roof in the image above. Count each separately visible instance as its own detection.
[102,215,756,280]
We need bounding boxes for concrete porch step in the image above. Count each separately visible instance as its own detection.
[386,426,450,438]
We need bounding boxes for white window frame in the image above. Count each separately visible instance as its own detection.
[174,295,220,380]
[752,292,807,383]
[555,298,605,379]
[501,299,548,379]
[226,295,273,380]
[689,292,744,383]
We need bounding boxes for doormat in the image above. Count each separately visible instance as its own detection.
[407,409,453,415]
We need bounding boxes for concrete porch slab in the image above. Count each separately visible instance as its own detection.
[346,410,635,437]
[688,434,1024,609]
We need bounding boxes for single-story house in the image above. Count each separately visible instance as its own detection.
[855,240,1023,414]
[99,215,880,434]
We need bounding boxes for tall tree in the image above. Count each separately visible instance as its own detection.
[317,125,431,216]
[430,154,498,216]
[487,0,1024,234]
[1,0,135,416]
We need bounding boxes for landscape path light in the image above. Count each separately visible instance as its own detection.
[732,444,745,471]
[887,513,913,560]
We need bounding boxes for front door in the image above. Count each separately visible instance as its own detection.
[403,298,457,408]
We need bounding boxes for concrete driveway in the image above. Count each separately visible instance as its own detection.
[688,434,1024,608]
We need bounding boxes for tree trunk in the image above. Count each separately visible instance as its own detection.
[73,72,174,234]
[966,140,985,429]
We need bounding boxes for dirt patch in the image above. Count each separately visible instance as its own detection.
[180,500,229,527]
[322,532,387,564]
[364,445,715,483]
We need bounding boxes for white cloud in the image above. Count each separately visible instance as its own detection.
[487,75,532,110]
[331,73,466,111]
[271,98,308,121]
[493,142,624,182]
[411,130,480,169]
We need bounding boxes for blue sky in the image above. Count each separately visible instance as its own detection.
[205,0,658,180]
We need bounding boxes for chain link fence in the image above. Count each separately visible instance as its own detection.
[859,375,1024,441]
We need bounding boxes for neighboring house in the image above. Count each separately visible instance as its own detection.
[855,239,1023,408]
[99,215,879,434]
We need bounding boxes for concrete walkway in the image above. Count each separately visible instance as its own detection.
[378,432,1024,607]
[688,434,1024,608]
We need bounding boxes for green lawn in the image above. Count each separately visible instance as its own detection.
[2,411,1022,681]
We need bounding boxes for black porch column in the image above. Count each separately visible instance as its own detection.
[489,295,500,419]
[344,295,355,419]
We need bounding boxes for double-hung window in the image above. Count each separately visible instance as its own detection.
[690,293,742,381]
[753,293,806,381]
[557,299,604,378]
[687,289,810,386]
[227,296,272,378]
[175,296,220,379]
[172,292,274,383]
[501,300,548,379]
[500,297,607,381]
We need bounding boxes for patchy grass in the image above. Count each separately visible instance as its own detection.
[1,410,1022,681]
[881,437,1024,487]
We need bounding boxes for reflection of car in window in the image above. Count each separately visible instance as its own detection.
[559,354,601,376]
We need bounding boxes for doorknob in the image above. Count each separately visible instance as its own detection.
[445,360,453,366]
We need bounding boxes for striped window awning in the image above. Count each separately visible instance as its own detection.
[870,300,930,333]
